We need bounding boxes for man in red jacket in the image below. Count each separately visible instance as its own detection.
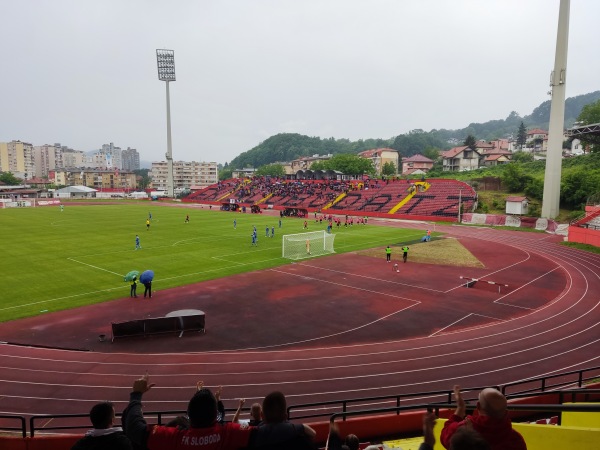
[441,385,527,450]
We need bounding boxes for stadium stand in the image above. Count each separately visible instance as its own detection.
[184,177,477,222]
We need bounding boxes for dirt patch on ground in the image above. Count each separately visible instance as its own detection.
[357,238,485,268]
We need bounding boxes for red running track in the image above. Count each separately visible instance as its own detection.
[0,222,598,426]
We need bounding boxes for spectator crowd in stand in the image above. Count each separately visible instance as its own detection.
[72,380,527,450]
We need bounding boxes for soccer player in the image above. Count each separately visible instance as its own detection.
[271,226,275,238]
[303,220,308,230]
[233,219,237,229]
[135,235,141,250]
[146,219,150,231]
[266,226,270,237]
[278,219,282,228]
[185,214,190,223]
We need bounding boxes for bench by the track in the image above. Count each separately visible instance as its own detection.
[111,313,205,341]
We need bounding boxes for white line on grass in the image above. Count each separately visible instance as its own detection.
[0,286,126,313]
[66,258,123,277]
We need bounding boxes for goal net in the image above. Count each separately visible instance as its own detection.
[282,230,335,260]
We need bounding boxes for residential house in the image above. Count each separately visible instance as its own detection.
[477,141,512,167]
[401,154,434,175]
[483,153,511,167]
[357,148,399,175]
[232,168,258,178]
[290,154,332,173]
[441,146,481,172]
[527,128,548,153]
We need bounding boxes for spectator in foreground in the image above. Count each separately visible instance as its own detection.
[248,402,263,426]
[123,374,313,450]
[72,401,132,450]
[441,385,526,450]
[327,422,358,450]
[251,390,316,449]
[420,410,490,450]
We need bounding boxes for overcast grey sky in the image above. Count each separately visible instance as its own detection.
[1,0,598,165]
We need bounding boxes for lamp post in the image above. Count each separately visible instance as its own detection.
[458,188,463,223]
[156,49,176,198]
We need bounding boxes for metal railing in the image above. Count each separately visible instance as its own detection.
[328,401,600,426]
[2,364,598,438]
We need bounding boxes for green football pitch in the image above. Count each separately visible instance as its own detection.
[0,203,425,322]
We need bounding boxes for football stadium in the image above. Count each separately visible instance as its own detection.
[1,179,599,449]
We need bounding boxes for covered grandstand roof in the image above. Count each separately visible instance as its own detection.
[55,186,97,194]
[565,122,600,138]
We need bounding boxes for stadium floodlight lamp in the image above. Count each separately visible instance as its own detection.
[156,49,176,81]
[156,49,176,197]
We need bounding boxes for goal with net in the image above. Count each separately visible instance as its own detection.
[282,230,335,260]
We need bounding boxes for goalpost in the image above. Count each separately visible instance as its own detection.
[282,230,335,260]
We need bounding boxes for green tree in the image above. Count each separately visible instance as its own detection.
[516,121,527,149]
[501,163,532,192]
[310,161,326,171]
[511,151,534,163]
[256,163,285,177]
[422,147,440,161]
[524,177,544,200]
[133,169,150,189]
[391,130,447,157]
[219,167,234,180]
[381,161,396,176]
[0,172,22,185]
[560,168,600,208]
[464,135,477,151]
[576,99,600,152]
[320,154,375,175]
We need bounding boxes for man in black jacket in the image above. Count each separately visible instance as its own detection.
[72,401,132,450]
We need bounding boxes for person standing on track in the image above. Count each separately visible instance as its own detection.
[386,245,392,262]
[130,277,138,298]
[402,245,409,263]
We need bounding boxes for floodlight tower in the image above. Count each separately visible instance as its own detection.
[156,49,176,198]
[542,0,570,219]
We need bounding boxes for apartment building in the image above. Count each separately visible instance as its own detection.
[0,140,35,179]
[121,147,140,171]
[50,168,136,190]
[61,150,87,168]
[33,144,63,178]
[151,161,218,190]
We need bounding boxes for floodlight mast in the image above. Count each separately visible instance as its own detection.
[542,0,569,219]
[156,49,176,198]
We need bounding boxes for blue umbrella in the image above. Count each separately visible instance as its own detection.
[139,270,154,284]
